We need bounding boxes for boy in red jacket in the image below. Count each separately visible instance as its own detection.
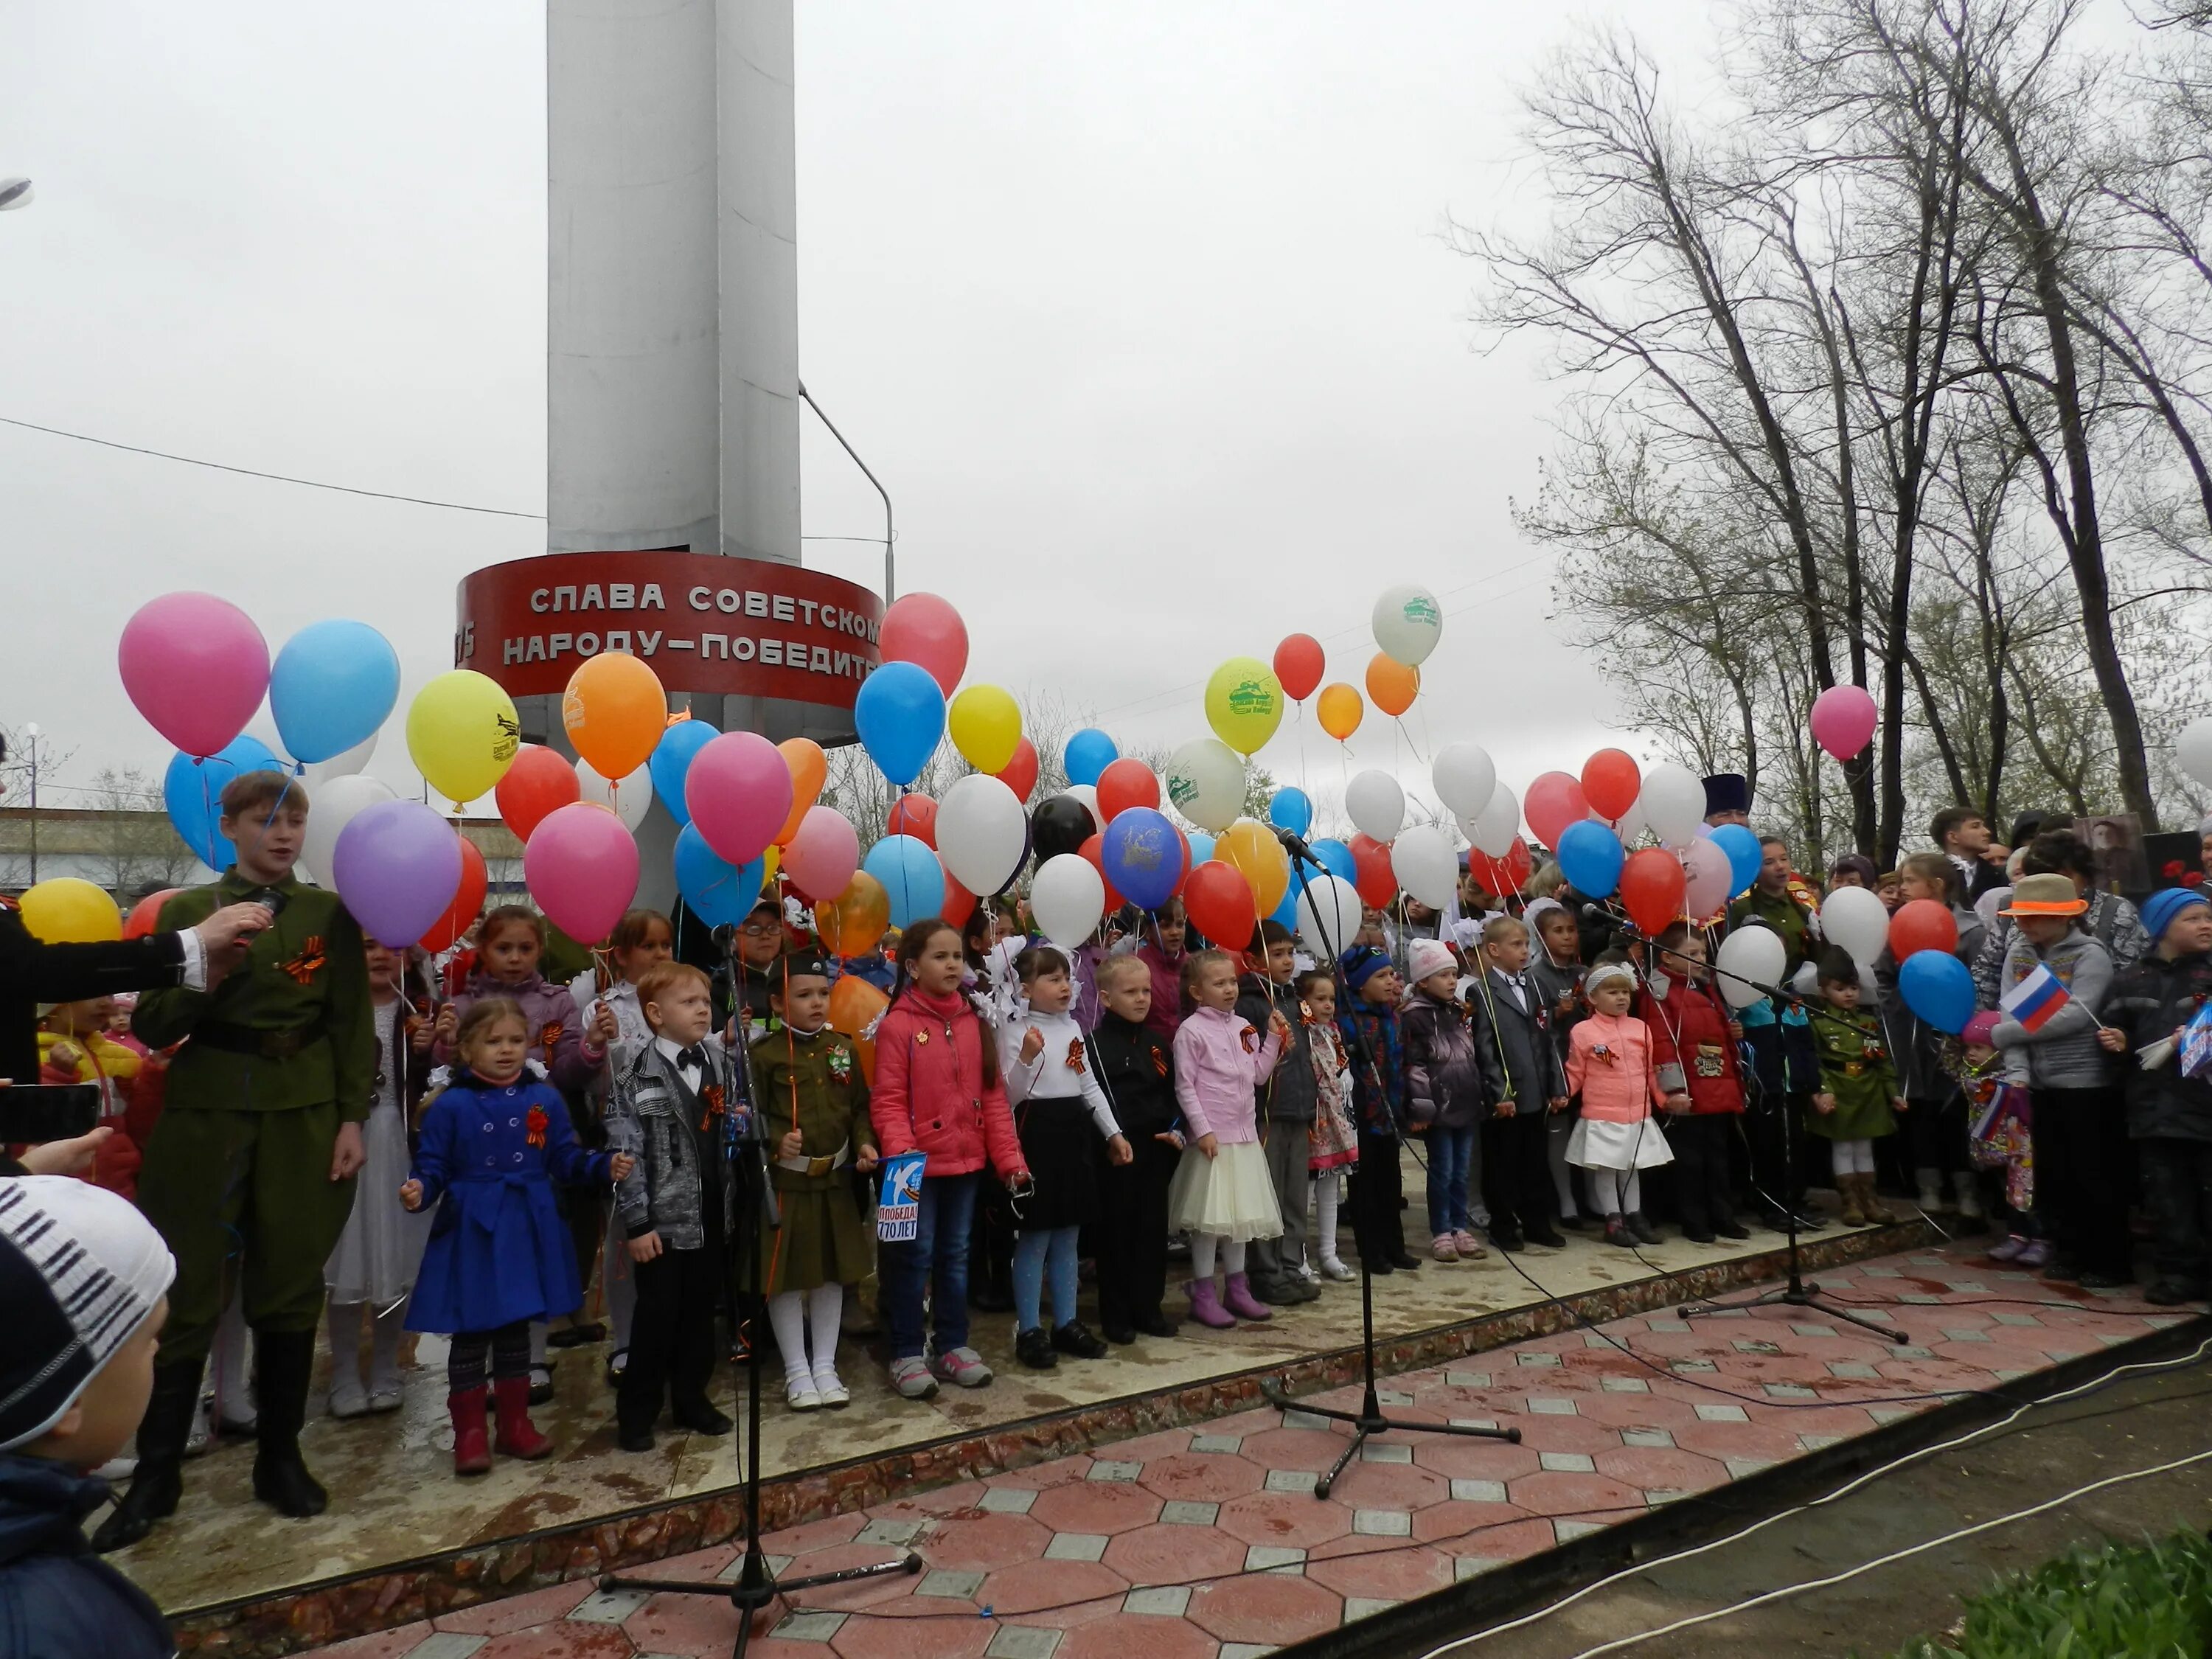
[1640,922,1749,1242]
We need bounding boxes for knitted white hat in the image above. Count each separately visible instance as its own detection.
[1407,938,1458,987]
[0,1177,175,1452]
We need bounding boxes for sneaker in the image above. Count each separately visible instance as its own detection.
[1318,1257,1356,1281]
[889,1357,939,1400]
[1453,1230,1488,1259]
[812,1366,851,1408]
[1431,1234,1460,1263]
[2016,1239,2052,1270]
[1986,1234,2028,1263]
[786,1376,824,1412]
[1051,1321,1109,1360]
[929,1346,993,1388]
[1015,1327,1059,1371]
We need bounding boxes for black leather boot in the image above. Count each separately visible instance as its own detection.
[91,1359,203,1553]
[251,1329,328,1518]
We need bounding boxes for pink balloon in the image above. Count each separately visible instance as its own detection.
[524,801,639,945]
[1681,837,1733,918]
[782,804,860,903]
[1524,771,1590,849]
[685,731,793,867]
[1810,684,1878,762]
[878,593,969,698]
[117,592,271,758]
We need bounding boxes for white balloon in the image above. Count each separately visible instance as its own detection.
[1346,770,1405,842]
[2180,717,2212,789]
[299,773,396,886]
[1820,884,1891,967]
[1636,762,1706,849]
[1030,852,1105,947]
[576,757,651,832]
[1166,737,1247,833]
[1467,782,1520,858]
[1391,823,1456,909]
[1681,838,1733,917]
[1714,923,1787,1008]
[1065,783,1102,832]
[1371,584,1443,667]
[1294,873,1363,959]
[1431,742,1497,820]
[936,773,1028,896]
[303,732,378,786]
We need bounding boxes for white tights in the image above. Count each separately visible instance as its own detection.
[1314,1175,1344,1265]
[1189,1234,1248,1281]
[1830,1138,1876,1177]
[1587,1169,1642,1217]
[327,1298,407,1393]
[768,1284,846,1385]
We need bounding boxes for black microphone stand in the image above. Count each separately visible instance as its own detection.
[599,1020,919,1659]
[1256,827,1520,1498]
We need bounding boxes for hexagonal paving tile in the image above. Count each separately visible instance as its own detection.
[976,1559,1128,1627]
[1214,1489,1358,1551]
[1186,1569,1344,1645]
[920,1513,1054,1573]
[1102,1521,1250,1586]
[1135,1449,1270,1503]
[1028,1480,1163,1537]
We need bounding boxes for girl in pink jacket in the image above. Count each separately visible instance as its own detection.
[1563,959,1675,1249]
[1166,950,1290,1327]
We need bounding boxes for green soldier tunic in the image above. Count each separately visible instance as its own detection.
[744,1025,876,1296]
[1727,887,1816,976]
[1806,1011,1900,1142]
[133,870,376,1366]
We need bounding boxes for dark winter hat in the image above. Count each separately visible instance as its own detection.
[2141,887,2211,942]
[1702,773,1749,818]
[1339,946,1392,990]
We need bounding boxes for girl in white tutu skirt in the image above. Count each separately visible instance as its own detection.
[1565,958,1675,1250]
[1168,950,1290,1327]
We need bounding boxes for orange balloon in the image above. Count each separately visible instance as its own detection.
[776,738,828,846]
[815,870,891,959]
[561,652,667,780]
[1317,682,1364,741]
[1366,654,1419,717]
[827,975,889,1085]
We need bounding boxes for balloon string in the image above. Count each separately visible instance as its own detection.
[1394,714,1429,768]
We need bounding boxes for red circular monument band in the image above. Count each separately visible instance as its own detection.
[456,551,883,706]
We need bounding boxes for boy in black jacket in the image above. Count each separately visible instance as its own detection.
[1238,922,1321,1305]
[1470,915,1569,1250]
[1088,954,1185,1342]
[2099,888,2212,1304]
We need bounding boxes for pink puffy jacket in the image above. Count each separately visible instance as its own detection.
[869,987,1027,1180]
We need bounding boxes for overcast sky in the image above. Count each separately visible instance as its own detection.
[1,1,1728,832]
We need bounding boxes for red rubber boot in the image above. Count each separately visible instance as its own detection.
[492,1374,553,1460]
[448,1388,492,1476]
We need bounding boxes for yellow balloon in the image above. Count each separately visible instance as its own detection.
[1204,658,1285,756]
[947,684,1023,773]
[1316,682,1363,742]
[20,877,122,945]
[407,669,521,807]
[1214,818,1290,916]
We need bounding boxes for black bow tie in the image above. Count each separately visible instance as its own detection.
[1503,974,1527,989]
[677,1044,707,1071]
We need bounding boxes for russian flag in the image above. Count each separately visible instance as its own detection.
[2001,964,2071,1033]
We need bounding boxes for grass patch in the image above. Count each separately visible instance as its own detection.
[1879,1528,2212,1658]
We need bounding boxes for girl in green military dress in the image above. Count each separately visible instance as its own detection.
[1806,947,1907,1225]
[746,950,879,1411]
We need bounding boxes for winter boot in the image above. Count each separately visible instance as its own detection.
[1860,1177,1896,1224]
[1837,1176,1868,1228]
[90,1360,202,1552]
[1953,1171,1986,1223]
[250,1330,328,1518]
[493,1374,554,1459]
[1222,1273,1273,1321]
[1186,1278,1236,1329]
[448,1387,492,1475]
[1916,1168,1947,1211]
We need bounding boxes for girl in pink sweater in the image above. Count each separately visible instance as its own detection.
[1563,960,1676,1250]
[1166,950,1290,1327]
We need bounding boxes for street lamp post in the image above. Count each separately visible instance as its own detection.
[796,380,894,602]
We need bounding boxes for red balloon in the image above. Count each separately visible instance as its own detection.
[1619,847,1688,935]
[1347,832,1398,908]
[941,870,977,932]
[1580,748,1641,823]
[1273,633,1325,703]
[995,737,1040,804]
[1183,860,1257,950]
[1524,771,1590,849]
[1888,898,1959,961]
[1172,826,1193,896]
[886,792,939,849]
[420,836,489,953]
[1079,832,1127,913]
[1095,758,1159,823]
[123,888,180,940]
[496,743,581,841]
[878,592,969,698]
[1504,837,1533,891]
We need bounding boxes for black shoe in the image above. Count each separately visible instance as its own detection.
[1490,1229,1526,1253]
[617,1424,656,1453]
[251,1330,327,1520]
[1051,1321,1109,1360]
[2145,1279,2205,1306]
[2076,1270,2132,1291]
[1525,1227,1568,1248]
[1015,1327,1059,1370]
[1627,1214,1662,1245]
[1102,1323,1138,1346]
[528,1361,556,1406]
[1366,1256,1397,1276]
[2042,1262,2082,1284]
[1390,1252,1422,1271]
[674,1402,734,1436]
[91,1359,202,1553]
[1714,1219,1751,1241]
[1248,1275,1299,1307]
[1683,1227,1717,1245]
[1792,1208,1829,1232]
[1135,1314,1181,1339]
[547,1322,605,1349]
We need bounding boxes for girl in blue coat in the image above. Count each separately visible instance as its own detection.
[402,998,632,1475]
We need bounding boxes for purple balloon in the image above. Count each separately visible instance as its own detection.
[331,799,464,947]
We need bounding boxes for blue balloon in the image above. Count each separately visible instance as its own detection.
[1102,807,1185,911]
[164,737,280,869]
[1711,823,1763,897]
[650,718,717,828]
[1899,950,1976,1035]
[1557,820,1625,900]
[863,834,946,928]
[1063,728,1119,789]
[1185,830,1216,874]
[268,619,400,766]
[1308,837,1357,888]
[1268,884,1301,931]
[854,663,947,787]
[1268,787,1313,838]
[675,822,763,928]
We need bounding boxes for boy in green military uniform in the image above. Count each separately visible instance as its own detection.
[96,772,375,1552]
[1805,947,1905,1228]
[746,951,877,1412]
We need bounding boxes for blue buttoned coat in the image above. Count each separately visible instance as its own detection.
[404,1071,611,1335]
